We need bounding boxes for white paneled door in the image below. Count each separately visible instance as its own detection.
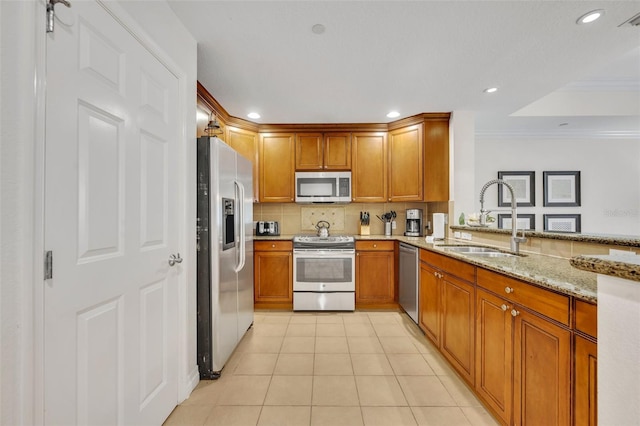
[44,1,180,424]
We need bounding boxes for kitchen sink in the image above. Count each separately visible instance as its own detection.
[439,245,519,258]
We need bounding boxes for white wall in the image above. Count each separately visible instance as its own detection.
[450,111,476,225]
[475,137,640,235]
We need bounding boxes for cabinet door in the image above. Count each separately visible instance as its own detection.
[254,250,292,303]
[227,126,259,201]
[513,308,571,426]
[441,274,475,384]
[419,261,440,346]
[423,118,449,202]
[389,124,423,202]
[355,250,394,305]
[475,288,513,425]
[295,133,323,170]
[324,133,351,170]
[351,132,387,202]
[259,134,295,202]
[574,335,597,426]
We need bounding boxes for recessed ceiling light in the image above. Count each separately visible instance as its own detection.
[577,9,605,24]
[312,24,325,35]
[247,112,261,119]
[483,87,498,94]
[386,111,400,118]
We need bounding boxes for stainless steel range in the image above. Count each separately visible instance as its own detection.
[293,235,355,311]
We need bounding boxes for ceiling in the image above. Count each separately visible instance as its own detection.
[166,1,640,137]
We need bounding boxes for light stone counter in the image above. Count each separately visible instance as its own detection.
[255,233,598,302]
[570,253,640,283]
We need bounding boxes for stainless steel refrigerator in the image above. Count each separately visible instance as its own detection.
[197,136,253,379]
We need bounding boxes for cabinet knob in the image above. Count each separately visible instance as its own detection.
[504,286,513,294]
[373,244,377,248]
[271,244,276,248]
[501,304,508,311]
[511,309,520,317]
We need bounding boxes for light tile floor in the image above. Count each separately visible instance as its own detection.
[164,311,499,426]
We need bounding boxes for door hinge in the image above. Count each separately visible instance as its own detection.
[44,251,53,280]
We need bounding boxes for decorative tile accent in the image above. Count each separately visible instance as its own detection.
[301,207,345,232]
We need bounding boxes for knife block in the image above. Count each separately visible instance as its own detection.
[359,224,370,235]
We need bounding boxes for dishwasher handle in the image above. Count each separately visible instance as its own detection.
[399,243,418,254]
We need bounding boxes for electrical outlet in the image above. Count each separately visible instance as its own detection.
[461,232,473,241]
[454,231,461,238]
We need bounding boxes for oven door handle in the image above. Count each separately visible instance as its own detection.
[293,250,355,257]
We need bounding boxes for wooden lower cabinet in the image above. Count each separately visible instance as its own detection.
[418,250,475,384]
[574,335,597,426]
[355,241,395,306]
[475,270,571,426]
[419,261,440,345]
[476,289,513,425]
[513,307,571,426]
[254,241,293,308]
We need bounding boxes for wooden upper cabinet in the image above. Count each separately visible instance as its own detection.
[296,132,351,170]
[351,132,388,202]
[423,118,450,202]
[259,133,295,202]
[389,124,423,202]
[226,127,259,202]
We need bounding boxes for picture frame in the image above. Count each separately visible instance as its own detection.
[544,214,581,233]
[497,171,535,207]
[498,214,535,231]
[543,171,581,207]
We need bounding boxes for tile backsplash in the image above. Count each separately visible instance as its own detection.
[254,202,439,236]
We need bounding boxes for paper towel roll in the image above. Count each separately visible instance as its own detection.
[433,213,445,239]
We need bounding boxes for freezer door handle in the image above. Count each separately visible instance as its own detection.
[234,180,246,272]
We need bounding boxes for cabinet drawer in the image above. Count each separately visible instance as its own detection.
[575,300,597,339]
[356,240,394,251]
[255,240,293,251]
[420,250,475,283]
[477,268,570,326]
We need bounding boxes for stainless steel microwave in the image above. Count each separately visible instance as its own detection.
[295,171,351,203]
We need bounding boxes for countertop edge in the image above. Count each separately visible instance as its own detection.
[570,255,640,283]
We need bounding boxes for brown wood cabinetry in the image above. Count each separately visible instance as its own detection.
[296,133,351,170]
[388,124,423,201]
[418,250,475,384]
[259,133,295,202]
[226,126,259,201]
[423,117,450,202]
[355,241,395,306]
[476,268,571,426]
[574,300,597,426]
[254,241,293,309]
[351,133,388,202]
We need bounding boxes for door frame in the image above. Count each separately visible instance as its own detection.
[29,1,196,423]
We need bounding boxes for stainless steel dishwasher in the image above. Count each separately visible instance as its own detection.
[399,243,419,324]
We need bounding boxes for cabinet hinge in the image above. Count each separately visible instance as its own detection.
[44,251,53,280]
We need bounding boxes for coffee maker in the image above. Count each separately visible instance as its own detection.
[405,209,423,236]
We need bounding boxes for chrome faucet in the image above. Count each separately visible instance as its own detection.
[479,179,527,253]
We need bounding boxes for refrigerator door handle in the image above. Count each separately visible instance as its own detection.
[234,180,246,272]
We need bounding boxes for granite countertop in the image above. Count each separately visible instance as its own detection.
[254,233,598,302]
[570,254,640,282]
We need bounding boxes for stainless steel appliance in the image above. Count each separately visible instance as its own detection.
[295,171,351,203]
[293,235,355,311]
[256,221,279,236]
[405,209,423,236]
[197,136,253,379]
[399,243,419,323]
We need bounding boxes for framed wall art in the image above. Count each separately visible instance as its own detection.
[497,171,535,207]
[498,213,535,231]
[544,214,581,233]
[543,171,581,207]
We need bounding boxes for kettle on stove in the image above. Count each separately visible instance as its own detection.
[315,220,330,238]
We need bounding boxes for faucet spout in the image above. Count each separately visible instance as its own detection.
[478,179,527,253]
